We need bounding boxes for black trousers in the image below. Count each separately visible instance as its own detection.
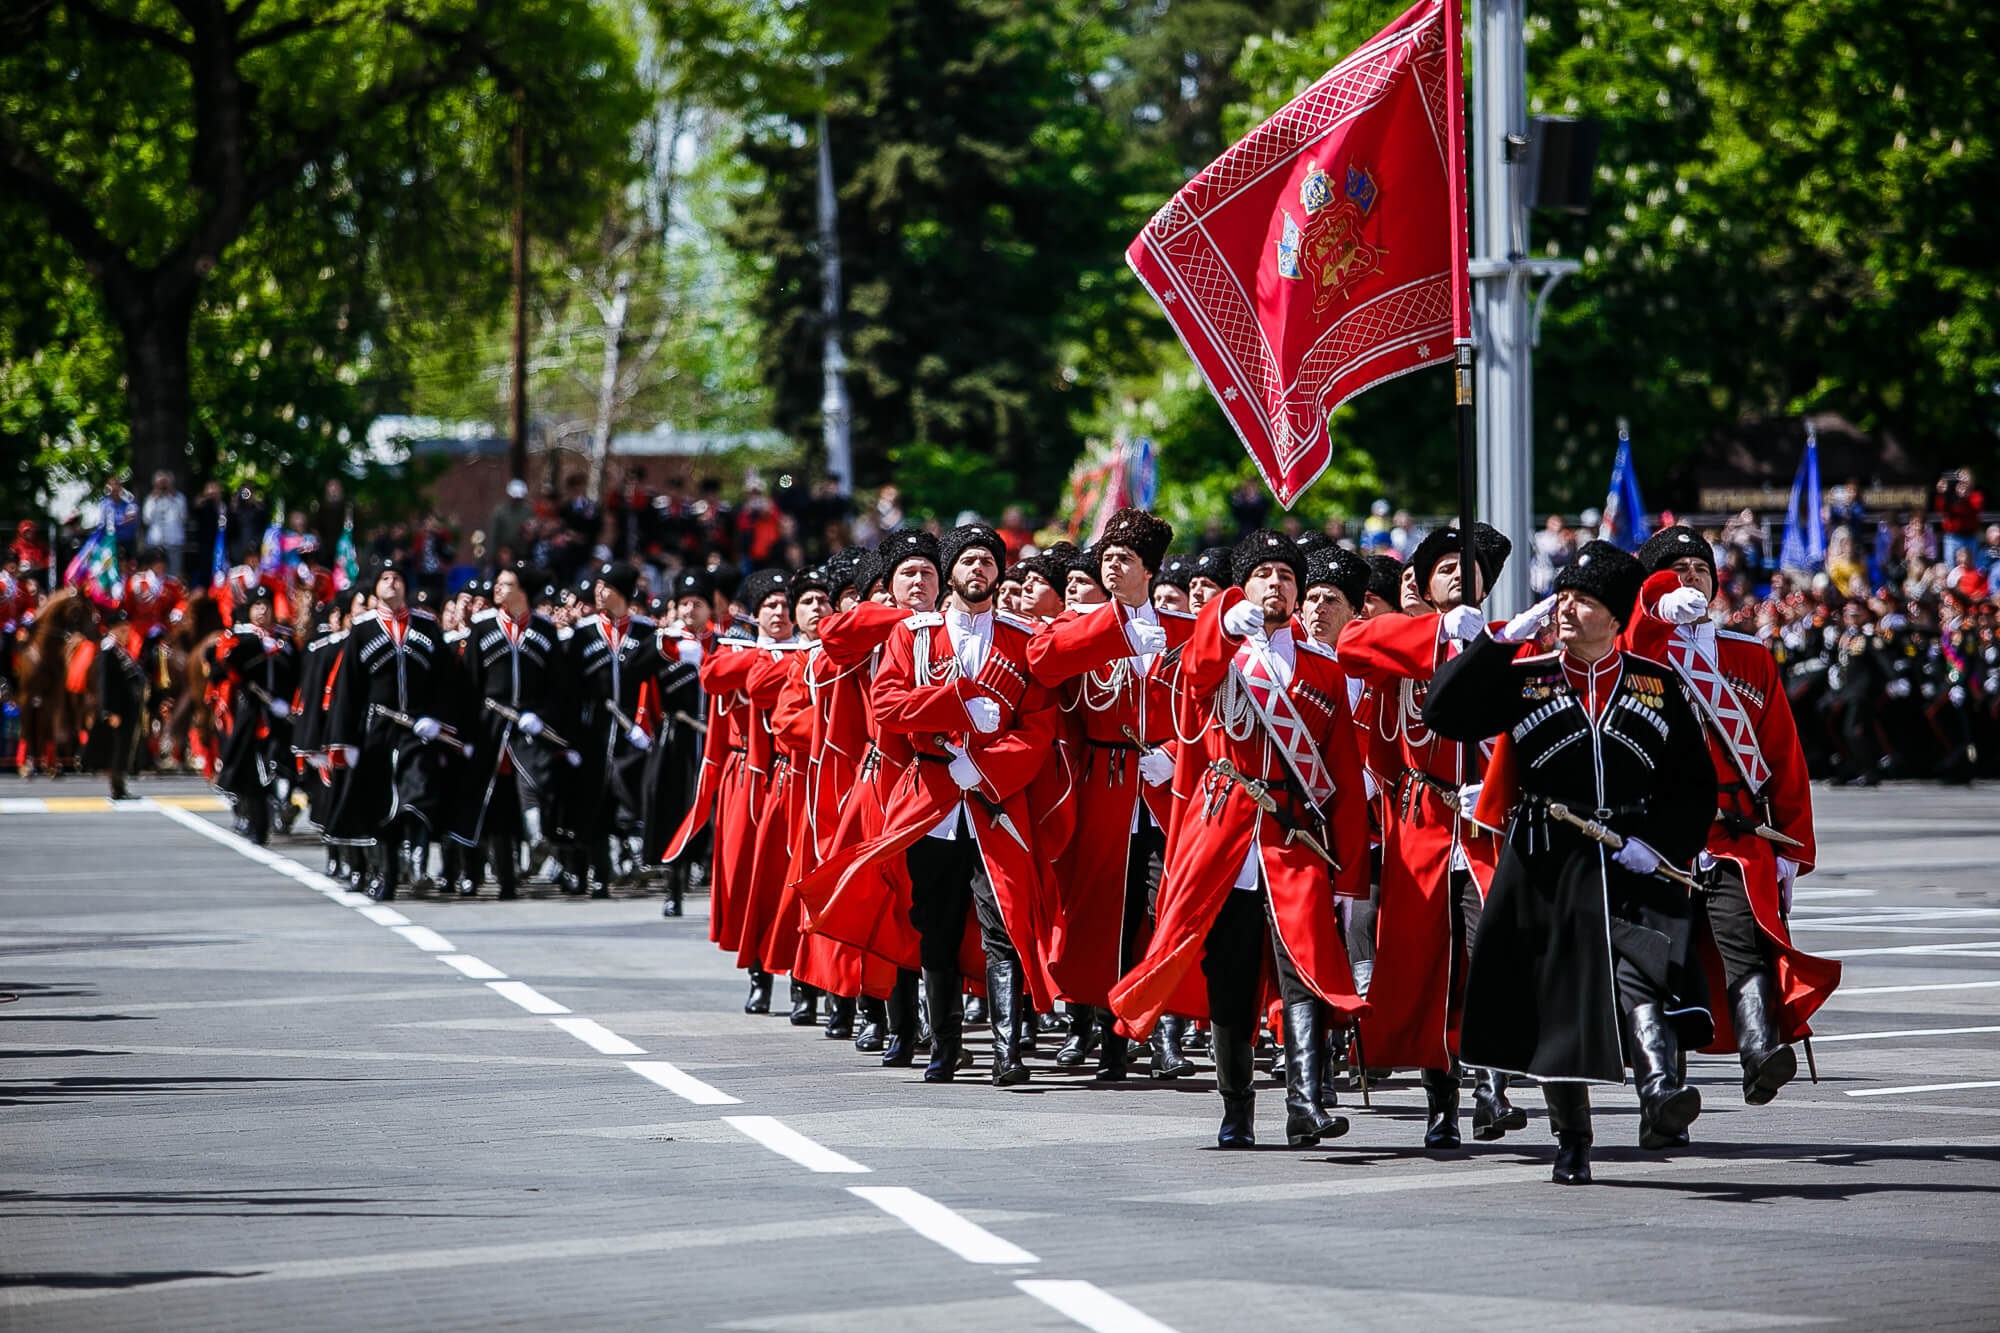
[1344,847,1383,966]
[905,815,1016,975]
[1201,884,1313,1032]
[102,720,136,792]
[1117,821,1167,975]
[1699,857,1770,990]
[1446,867,1483,1038]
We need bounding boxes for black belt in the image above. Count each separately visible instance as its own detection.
[1085,738,1143,751]
[914,751,955,766]
[1526,793,1651,821]
[727,744,747,756]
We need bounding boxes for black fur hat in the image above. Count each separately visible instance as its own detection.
[1295,531,1336,557]
[1191,546,1232,587]
[672,566,717,603]
[1231,529,1307,588]
[1307,545,1371,607]
[595,561,640,601]
[876,529,942,585]
[941,522,1007,576]
[787,567,832,617]
[1636,525,1717,579]
[1410,522,1513,604]
[850,549,886,600]
[823,546,866,601]
[1365,554,1405,605]
[1554,540,1646,625]
[740,568,790,616]
[1154,552,1196,593]
[1067,544,1105,591]
[1098,507,1173,573]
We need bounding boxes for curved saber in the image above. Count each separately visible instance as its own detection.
[1544,801,1698,891]
[1212,757,1342,873]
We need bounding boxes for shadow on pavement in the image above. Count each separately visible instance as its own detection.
[0,1269,261,1290]
[0,1074,366,1106]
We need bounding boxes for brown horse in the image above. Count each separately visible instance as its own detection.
[159,591,227,773]
[13,588,99,776]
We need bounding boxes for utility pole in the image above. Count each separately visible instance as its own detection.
[509,89,530,489]
[1469,0,1576,617]
[815,105,853,496]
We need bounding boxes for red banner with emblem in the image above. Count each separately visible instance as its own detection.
[1126,0,1468,506]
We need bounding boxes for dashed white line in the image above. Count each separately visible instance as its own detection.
[724,1116,870,1174]
[356,904,411,927]
[392,925,455,952]
[1847,1080,2000,1099]
[550,1016,646,1056]
[626,1059,741,1105]
[438,954,507,980]
[1812,1025,2000,1044]
[1017,1280,1178,1333]
[848,1186,1039,1265]
[1840,979,2000,996]
[486,980,571,1015]
[0,798,50,813]
[1823,941,2000,959]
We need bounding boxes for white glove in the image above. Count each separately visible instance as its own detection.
[413,716,442,743]
[676,639,702,665]
[1456,781,1482,813]
[1885,678,1912,698]
[948,751,982,790]
[1775,855,1799,915]
[627,724,652,751]
[1495,594,1558,644]
[1222,599,1266,639]
[1138,749,1174,786]
[518,711,545,738]
[1126,620,1169,657]
[1612,837,1663,877]
[267,697,291,719]
[964,695,1002,734]
[1658,586,1710,625]
[1440,604,1487,641]
[1948,685,1968,707]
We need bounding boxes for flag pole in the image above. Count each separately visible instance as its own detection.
[1445,0,1478,592]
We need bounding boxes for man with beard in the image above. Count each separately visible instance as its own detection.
[1111,530,1369,1147]
[565,563,660,897]
[1027,509,1195,1081]
[1623,527,1838,1116]
[806,524,1059,1084]
[1336,524,1531,1148]
[449,564,569,900]
[1423,542,1715,1182]
[326,562,462,900]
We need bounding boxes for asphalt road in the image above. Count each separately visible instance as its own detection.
[3,776,1997,1331]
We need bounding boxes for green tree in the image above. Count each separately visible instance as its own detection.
[0,0,645,500]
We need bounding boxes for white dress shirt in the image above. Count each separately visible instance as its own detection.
[1232,625,1297,891]
[927,606,994,841]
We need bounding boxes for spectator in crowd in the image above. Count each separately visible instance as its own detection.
[229,485,268,547]
[141,471,187,563]
[1933,468,1985,567]
[489,478,534,559]
[1529,513,1574,596]
[98,477,140,550]
[1389,508,1418,557]
[560,473,601,546]
[1228,476,1271,537]
[189,481,226,581]
[998,505,1034,561]
[11,520,50,576]
[311,478,348,551]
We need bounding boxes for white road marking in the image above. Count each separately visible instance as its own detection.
[1793,924,2000,935]
[1790,886,1876,899]
[1847,1080,2000,1098]
[357,904,412,926]
[725,1115,871,1173]
[626,1059,741,1105]
[848,1186,1039,1265]
[486,980,571,1015]
[1812,1025,2000,1044]
[0,797,49,813]
[392,924,455,952]
[1823,941,2000,959]
[549,1016,646,1056]
[152,803,347,894]
[1017,1280,1179,1333]
[1795,908,2000,925]
[439,954,508,980]
[1840,979,2000,996]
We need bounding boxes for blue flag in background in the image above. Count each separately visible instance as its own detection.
[1779,423,1825,572]
[1600,424,1650,551]
[211,507,228,589]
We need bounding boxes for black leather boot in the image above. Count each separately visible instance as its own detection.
[441,841,461,894]
[823,994,856,1040]
[1627,1002,1701,1148]
[856,994,888,1053]
[491,836,518,901]
[986,957,1029,1087]
[1093,1008,1129,1082]
[788,979,820,1026]
[407,829,436,893]
[1150,1013,1196,1079]
[1054,1002,1097,1067]
[743,968,773,1015]
[587,842,614,898]
[963,992,987,1026]
[660,861,684,917]
[1212,1023,1256,1149]
[922,967,963,1082]
[1544,1081,1594,1184]
[1472,1067,1528,1140]
[558,846,586,895]
[880,973,917,1065]
[1729,971,1798,1106]
[1421,1067,1462,1150]
[364,841,396,901]
[1282,1001,1348,1146]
